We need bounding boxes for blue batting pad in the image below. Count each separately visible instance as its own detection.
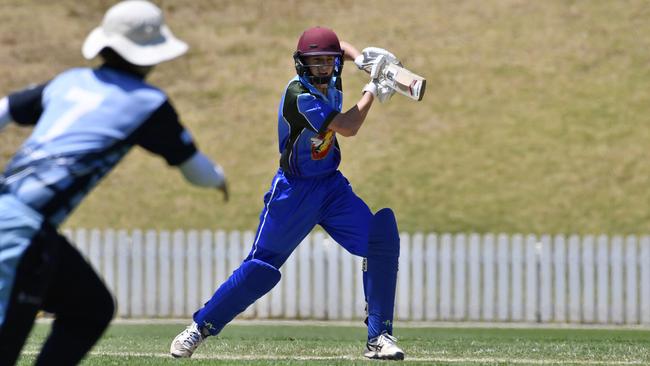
[367,208,400,257]
[193,259,281,336]
[364,208,400,339]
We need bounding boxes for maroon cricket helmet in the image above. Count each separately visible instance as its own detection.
[293,26,344,84]
[295,26,343,56]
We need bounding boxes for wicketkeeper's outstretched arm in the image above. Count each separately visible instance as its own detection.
[179,152,229,201]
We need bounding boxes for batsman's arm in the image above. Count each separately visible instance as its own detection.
[326,42,377,137]
[327,88,374,137]
[340,41,361,62]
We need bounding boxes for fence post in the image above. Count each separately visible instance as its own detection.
[596,235,609,323]
[199,230,214,311]
[624,235,638,324]
[144,230,158,317]
[326,238,340,320]
[299,235,312,319]
[510,234,524,321]
[467,233,480,321]
[312,232,326,319]
[582,235,595,323]
[117,230,130,318]
[497,233,509,321]
[440,233,452,320]
[568,234,581,323]
[186,230,200,316]
[172,230,185,317]
[425,233,438,321]
[611,236,624,324]
[524,234,537,322]
[158,231,171,317]
[539,234,552,322]
[284,239,298,319]
[340,243,354,320]
[411,233,424,321]
[553,234,566,322]
[482,233,495,321]
[640,236,650,325]
[453,234,466,321]
[130,229,144,317]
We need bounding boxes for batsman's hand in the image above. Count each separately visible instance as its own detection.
[375,80,395,103]
[362,80,395,104]
[362,81,378,98]
[354,47,401,72]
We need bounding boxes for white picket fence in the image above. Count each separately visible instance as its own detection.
[63,229,650,324]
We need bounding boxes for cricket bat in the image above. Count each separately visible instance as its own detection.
[379,62,426,101]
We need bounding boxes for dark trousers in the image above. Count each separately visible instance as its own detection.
[0,225,115,365]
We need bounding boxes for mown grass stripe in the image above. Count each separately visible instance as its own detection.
[20,351,647,365]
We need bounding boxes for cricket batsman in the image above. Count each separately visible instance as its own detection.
[171,26,404,360]
[0,1,227,364]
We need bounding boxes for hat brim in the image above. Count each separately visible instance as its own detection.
[300,51,342,56]
[82,25,188,66]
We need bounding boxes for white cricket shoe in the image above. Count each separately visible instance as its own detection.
[170,322,206,358]
[363,332,405,360]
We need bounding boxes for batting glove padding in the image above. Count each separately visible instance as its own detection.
[354,47,401,72]
[362,80,394,104]
[375,80,395,103]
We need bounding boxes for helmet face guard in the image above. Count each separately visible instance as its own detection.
[294,27,344,85]
[293,52,343,85]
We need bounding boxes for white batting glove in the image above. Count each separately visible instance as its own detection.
[375,80,396,103]
[362,81,393,103]
[354,47,401,72]
[369,55,387,80]
[354,54,368,70]
[362,81,378,97]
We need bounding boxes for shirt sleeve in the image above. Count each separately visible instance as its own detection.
[295,93,338,134]
[7,83,47,125]
[282,81,338,135]
[135,100,198,166]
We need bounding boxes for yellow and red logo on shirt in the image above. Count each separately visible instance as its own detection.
[310,130,335,160]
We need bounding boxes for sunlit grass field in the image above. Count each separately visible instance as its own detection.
[17,322,650,365]
[2,1,650,234]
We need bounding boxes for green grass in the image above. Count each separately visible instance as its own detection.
[2,1,650,234]
[17,322,650,365]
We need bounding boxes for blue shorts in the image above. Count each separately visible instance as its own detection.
[245,169,372,268]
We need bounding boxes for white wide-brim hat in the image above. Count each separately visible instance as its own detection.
[82,0,188,66]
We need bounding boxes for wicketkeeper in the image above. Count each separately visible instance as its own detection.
[171,26,404,361]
